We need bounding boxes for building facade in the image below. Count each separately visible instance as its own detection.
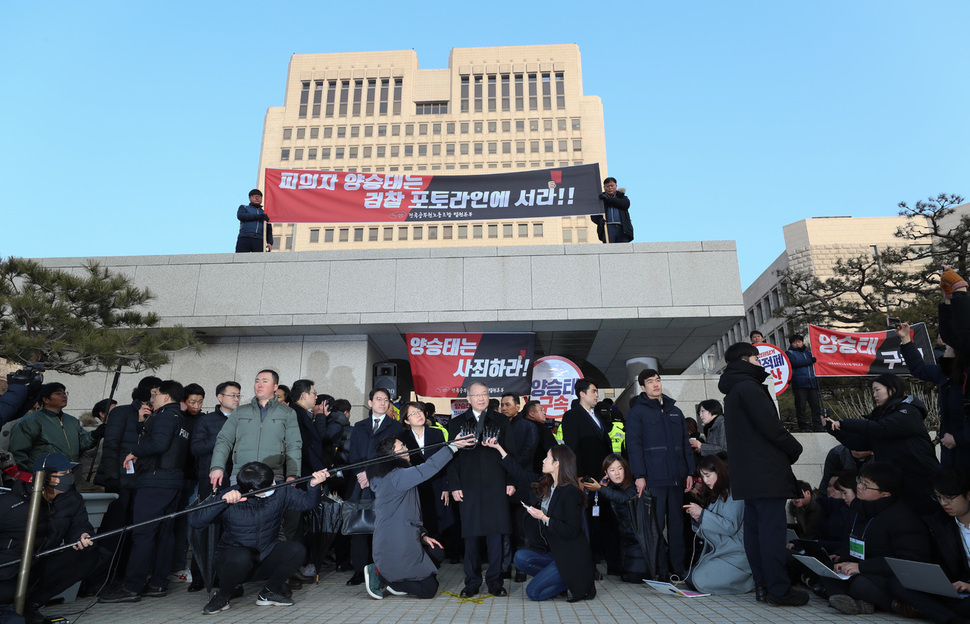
[256,45,608,251]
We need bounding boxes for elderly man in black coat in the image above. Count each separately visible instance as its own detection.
[719,342,808,608]
[447,381,516,598]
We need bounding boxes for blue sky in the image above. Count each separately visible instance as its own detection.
[3,1,967,288]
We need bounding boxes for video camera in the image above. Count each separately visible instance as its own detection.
[6,362,45,389]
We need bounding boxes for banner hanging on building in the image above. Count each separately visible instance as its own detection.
[808,323,936,377]
[407,332,535,398]
[264,164,601,223]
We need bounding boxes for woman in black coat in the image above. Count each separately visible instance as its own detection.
[581,453,646,582]
[482,438,596,602]
[399,401,449,537]
[823,373,939,515]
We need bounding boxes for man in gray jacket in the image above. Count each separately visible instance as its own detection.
[209,370,301,489]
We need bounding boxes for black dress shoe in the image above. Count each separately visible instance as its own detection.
[489,586,508,597]
[459,585,479,598]
[186,581,205,593]
[347,572,365,586]
[567,585,595,603]
[501,568,512,579]
[514,571,527,583]
[755,586,767,602]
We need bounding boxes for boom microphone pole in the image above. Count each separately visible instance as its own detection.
[4,435,472,569]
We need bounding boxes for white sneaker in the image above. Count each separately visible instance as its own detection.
[170,569,192,583]
[300,563,316,577]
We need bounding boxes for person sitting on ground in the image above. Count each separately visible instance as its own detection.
[0,453,108,624]
[482,438,596,602]
[683,454,754,595]
[887,467,970,622]
[189,461,330,615]
[689,399,727,458]
[818,444,873,492]
[363,432,475,600]
[788,481,822,539]
[817,462,931,616]
[581,453,646,583]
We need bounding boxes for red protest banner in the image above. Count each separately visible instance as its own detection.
[263,165,601,224]
[808,323,935,377]
[407,332,534,398]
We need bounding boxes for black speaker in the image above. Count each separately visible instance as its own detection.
[373,362,398,399]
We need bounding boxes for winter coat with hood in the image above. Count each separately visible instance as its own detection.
[718,360,803,500]
[625,393,694,487]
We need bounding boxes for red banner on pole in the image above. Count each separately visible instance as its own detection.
[263,165,602,223]
[808,323,936,377]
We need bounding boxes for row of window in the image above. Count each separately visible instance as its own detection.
[280,139,583,161]
[282,117,582,141]
[274,161,583,173]
[459,72,567,113]
[299,78,403,119]
[282,222,548,246]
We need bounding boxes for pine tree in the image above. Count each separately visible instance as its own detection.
[0,258,202,374]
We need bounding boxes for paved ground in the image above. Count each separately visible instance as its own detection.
[45,563,915,624]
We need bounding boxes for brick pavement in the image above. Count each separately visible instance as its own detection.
[44,562,915,624]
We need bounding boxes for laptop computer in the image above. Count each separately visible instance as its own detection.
[886,558,970,599]
[793,554,852,580]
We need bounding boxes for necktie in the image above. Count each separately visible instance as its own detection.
[373,418,380,433]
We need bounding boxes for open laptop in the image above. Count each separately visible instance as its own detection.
[886,558,970,599]
[793,554,852,580]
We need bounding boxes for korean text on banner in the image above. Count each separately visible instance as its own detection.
[264,165,602,223]
[407,332,535,398]
[808,323,936,377]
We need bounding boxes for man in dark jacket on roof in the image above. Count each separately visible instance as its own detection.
[720,342,807,607]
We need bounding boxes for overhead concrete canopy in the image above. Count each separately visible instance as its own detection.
[38,241,743,390]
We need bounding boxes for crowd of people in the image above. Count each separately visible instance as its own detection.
[0,267,968,624]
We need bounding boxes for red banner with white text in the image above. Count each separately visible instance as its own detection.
[808,323,936,376]
[407,332,535,398]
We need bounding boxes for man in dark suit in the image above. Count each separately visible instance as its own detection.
[523,400,558,473]
[561,379,614,568]
[447,381,515,598]
[346,387,403,585]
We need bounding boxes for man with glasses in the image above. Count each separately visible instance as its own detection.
[192,382,240,501]
[888,468,970,622]
[9,382,94,471]
[819,462,930,616]
[447,381,515,598]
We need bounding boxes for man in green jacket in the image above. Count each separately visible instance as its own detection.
[10,382,94,471]
[209,370,302,489]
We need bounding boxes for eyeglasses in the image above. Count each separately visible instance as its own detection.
[406,411,423,419]
[856,479,881,492]
[934,493,960,504]
[468,392,489,399]
[219,393,241,399]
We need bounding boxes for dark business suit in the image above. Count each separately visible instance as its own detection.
[561,404,615,565]
[348,414,403,574]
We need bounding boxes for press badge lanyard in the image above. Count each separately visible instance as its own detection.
[592,492,600,517]
[849,515,873,561]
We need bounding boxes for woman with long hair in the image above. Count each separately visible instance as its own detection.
[683,455,753,594]
[482,438,596,602]
[581,453,646,582]
[398,401,448,536]
[823,373,939,514]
